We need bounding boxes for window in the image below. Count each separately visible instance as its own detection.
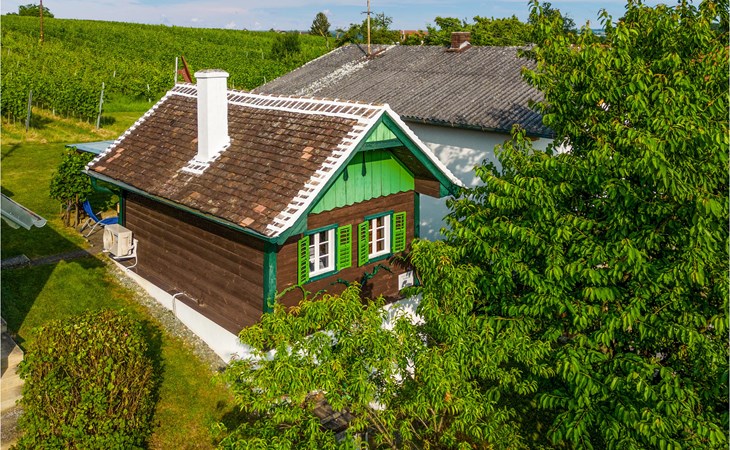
[308,228,335,277]
[357,211,407,266]
[297,224,352,285]
[369,215,391,259]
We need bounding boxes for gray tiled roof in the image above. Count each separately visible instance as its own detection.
[254,44,551,138]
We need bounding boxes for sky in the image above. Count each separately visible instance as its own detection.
[1,0,666,32]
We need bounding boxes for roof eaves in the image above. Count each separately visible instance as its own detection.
[85,170,275,242]
[382,106,463,189]
[402,115,554,139]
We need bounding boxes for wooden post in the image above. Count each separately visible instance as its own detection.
[39,0,44,44]
[96,82,105,130]
[75,194,79,227]
[25,90,32,132]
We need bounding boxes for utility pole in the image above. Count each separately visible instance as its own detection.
[39,0,44,44]
[366,0,371,56]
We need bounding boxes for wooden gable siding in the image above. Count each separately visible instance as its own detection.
[276,190,416,308]
[124,193,265,333]
[310,149,415,214]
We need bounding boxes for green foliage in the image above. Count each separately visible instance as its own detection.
[444,0,728,448]
[218,241,551,449]
[1,16,329,121]
[49,149,94,204]
[310,12,331,38]
[16,309,158,449]
[10,3,54,17]
[422,15,532,46]
[271,32,302,60]
[336,13,400,47]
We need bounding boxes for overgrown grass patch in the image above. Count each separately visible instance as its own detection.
[1,259,237,448]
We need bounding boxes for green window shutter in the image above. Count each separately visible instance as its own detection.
[357,221,369,266]
[337,224,352,270]
[393,211,407,253]
[297,235,310,285]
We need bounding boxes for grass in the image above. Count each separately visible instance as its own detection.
[1,105,241,448]
[1,107,141,259]
[1,258,239,448]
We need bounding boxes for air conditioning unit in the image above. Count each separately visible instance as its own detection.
[103,224,133,257]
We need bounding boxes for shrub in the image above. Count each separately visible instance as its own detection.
[16,309,158,449]
[49,149,94,226]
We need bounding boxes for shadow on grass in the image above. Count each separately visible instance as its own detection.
[0,256,108,347]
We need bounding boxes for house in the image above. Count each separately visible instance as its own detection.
[85,70,460,361]
[253,32,554,239]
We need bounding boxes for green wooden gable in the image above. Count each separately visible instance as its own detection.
[310,149,414,214]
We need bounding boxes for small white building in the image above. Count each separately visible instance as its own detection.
[255,33,554,240]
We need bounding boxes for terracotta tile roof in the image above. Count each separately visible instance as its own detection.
[254,44,551,137]
[87,85,459,238]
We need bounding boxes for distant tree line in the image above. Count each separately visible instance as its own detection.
[6,3,54,18]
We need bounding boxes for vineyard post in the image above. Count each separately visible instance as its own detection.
[174,57,178,84]
[25,90,33,132]
[96,82,105,130]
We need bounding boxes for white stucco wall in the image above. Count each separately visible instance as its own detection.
[408,122,551,240]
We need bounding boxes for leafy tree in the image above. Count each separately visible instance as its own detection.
[310,12,331,49]
[217,242,551,449]
[9,3,54,17]
[421,15,531,47]
[49,149,94,226]
[271,32,302,60]
[445,0,728,448]
[335,13,400,47]
[528,1,575,34]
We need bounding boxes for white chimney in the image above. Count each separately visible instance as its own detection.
[195,69,230,162]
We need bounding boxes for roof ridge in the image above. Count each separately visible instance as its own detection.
[170,83,387,121]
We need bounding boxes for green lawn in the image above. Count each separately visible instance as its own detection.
[1,106,241,449]
[1,259,239,448]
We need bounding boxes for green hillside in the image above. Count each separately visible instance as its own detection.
[1,16,329,121]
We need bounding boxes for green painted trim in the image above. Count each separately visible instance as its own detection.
[308,269,340,283]
[414,193,420,239]
[362,139,402,151]
[119,191,126,226]
[263,242,277,314]
[368,253,392,264]
[364,210,394,221]
[381,114,460,197]
[306,223,338,235]
[86,171,274,243]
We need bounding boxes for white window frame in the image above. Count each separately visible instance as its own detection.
[309,228,336,277]
[369,214,391,259]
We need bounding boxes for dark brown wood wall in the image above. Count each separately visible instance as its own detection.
[277,191,416,308]
[124,193,265,333]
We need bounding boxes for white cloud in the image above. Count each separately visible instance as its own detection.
[224,21,236,29]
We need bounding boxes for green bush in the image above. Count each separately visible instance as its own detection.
[16,310,158,449]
